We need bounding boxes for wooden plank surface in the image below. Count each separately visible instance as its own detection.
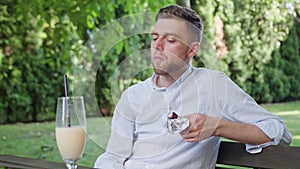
[2,141,300,169]
[217,141,300,169]
[0,155,91,169]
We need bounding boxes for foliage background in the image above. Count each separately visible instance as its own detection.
[0,0,299,123]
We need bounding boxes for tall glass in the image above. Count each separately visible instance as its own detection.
[55,96,87,169]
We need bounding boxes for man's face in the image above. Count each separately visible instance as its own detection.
[151,18,192,76]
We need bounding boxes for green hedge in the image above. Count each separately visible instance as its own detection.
[0,0,299,123]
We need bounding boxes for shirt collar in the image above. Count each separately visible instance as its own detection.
[151,66,193,92]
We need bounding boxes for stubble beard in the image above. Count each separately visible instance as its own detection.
[151,50,191,77]
[152,59,190,78]
[152,63,169,76]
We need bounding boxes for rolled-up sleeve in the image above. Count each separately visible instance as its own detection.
[246,119,292,154]
[220,75,292,154]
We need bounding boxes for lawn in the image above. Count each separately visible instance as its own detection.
[261,100,300,146]
[0,101,299,168]
[0,118,110,168]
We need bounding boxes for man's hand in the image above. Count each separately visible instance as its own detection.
[180,113,220,142]
[181,113,273,145]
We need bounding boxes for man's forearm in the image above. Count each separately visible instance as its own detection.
[213,119,273,145]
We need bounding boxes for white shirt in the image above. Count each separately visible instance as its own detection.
[94,67,292,169]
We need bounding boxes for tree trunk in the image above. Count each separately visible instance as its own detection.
[176,0,191,8]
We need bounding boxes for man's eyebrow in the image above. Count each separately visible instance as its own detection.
[151,32,159,36]
[151,32,180,38]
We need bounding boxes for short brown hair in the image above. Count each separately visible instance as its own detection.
[156,4,202,42]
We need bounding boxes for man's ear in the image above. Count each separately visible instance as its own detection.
[188,42,200,59]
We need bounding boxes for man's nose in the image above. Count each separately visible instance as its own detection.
[153,37,164,50]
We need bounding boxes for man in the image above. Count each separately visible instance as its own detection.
[94,4,292,169]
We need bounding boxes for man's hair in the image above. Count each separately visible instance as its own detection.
[156,4,203,42]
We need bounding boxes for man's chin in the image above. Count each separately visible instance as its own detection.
[153,68,169,76]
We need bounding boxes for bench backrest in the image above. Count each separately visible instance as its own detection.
[217,141,300,169]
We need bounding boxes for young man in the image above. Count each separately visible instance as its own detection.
[94,4,292,169]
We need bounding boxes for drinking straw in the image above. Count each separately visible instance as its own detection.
[64,74,71,127]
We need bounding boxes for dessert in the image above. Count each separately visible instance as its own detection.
[167,112,189,134]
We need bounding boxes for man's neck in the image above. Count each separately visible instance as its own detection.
[156,67,188,88]
[156,74,175,88]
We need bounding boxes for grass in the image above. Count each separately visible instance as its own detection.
[0,101,299,168]
[261,100,300,146]
[0,118,111,168]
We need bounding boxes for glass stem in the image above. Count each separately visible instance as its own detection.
[65,159,78,169]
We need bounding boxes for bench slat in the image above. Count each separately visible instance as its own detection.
[217,141,300,169]
[1,142,300,169]
[0,155,91,169]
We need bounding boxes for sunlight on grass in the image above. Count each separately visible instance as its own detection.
[292,135,300,145]
[294,135,300,139]
[275,110,300,116]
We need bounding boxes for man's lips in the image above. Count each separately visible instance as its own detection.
[152,49,167,62]
[153,55,164,61]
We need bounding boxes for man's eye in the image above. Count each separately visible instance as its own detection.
[152,37,158,41]
[151,34,158,41]
[167,38,176,43]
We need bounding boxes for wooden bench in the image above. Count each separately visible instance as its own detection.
[0,155,91,169]
[216,141,300,169]
[1,141,300,169]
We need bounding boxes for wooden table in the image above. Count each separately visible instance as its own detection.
[0,155,92,169]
